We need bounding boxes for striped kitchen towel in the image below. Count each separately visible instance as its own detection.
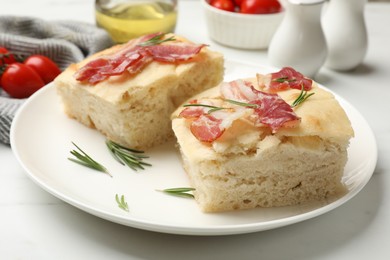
[0,16,114,145]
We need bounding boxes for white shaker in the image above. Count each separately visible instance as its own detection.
[268,0,327,78]
[322,0,368,71]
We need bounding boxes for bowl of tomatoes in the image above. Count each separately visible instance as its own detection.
[201,0,285,49]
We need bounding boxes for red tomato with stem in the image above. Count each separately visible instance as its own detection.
[240,0,282,14]
[0,47,16,66]
[24,55,61,84]
[1,63,45,99]
[210,0,236,12]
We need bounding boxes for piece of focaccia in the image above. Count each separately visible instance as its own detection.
[55,33,224,150]
[172,67,354,212]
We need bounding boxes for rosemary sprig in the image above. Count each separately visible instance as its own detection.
[183,103,225,113]
[183,99,258,114]
[106,140,151,171]
[224,99,258,108]
[115,194,129,212]
[137,33,176,47]
[158,187,195,198]
[291,85,315,108]
[272,77,297,83]
[68,142,112,177]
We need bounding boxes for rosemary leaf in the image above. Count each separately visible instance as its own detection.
[158,187,195,198]
[68,142,112,177]
[207,107,226,113]
[137,33,176,47]
[183,99,258,114]
[291,85,315,108]
[224,99,258,108]
[115,194,129,212]
[106,140,151,171]
[272,77,297,83]
[183,103,219,109]
[183,103,225,114]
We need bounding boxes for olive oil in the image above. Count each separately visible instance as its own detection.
[95,1,177,43]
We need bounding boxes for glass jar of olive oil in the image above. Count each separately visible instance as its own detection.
[95,0,177,43]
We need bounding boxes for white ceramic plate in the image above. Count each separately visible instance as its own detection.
[10,60,377,236]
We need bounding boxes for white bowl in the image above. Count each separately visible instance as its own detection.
[201,0,285,49]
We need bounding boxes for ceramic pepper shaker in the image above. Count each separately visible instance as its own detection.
[322,0,368,71]
[268,0,327,78]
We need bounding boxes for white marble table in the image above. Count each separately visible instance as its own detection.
[1,0,390,259]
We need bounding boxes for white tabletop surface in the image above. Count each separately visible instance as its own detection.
[1,0,390,259]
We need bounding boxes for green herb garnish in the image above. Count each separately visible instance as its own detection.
[106,140,151,171]
[224,99,258,108]
[158,187,195,198]
[115,194,129,212]
[183,99,258,114]
[183,103,225,113]
[272,77,297,83]
[68,142,111,177]
[137,33,176,47]
[291,85,315,108]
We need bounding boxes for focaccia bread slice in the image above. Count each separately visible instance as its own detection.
[172,68,354,212]
[55,33,224,150]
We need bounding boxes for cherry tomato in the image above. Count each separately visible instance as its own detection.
[1,63,45,99]
[210,0,235,12]
[233,0,244,6]
[24,55,61,84]
[240,0,282,14]
[0,47,16,66]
